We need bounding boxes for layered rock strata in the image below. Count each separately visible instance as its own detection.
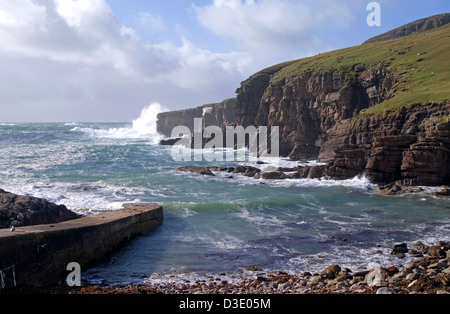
[321,103,450,185]
[157,15,450,187]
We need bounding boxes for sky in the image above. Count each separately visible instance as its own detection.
[0,0,448,123]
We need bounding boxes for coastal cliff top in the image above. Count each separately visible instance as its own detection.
[364,13,450,44]
[247,16,450,116]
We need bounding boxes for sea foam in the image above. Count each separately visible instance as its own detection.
[72,103,168,144]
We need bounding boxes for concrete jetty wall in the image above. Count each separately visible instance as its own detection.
[0,203,163,290]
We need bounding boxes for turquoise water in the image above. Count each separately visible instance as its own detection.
[0,121,449,285]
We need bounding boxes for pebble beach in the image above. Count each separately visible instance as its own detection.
[9,241,449,295]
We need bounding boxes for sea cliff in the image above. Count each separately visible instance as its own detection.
[157,14,450,187]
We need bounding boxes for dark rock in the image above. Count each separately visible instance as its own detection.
[431,187,450,196]
[387,266,399,276]
[307,166,326,179]
[301,272,312,278]
[261,171,288,180]
[391,243,408,255]
[226,167,235,173]
[177,166,215,176]
[232,166,261,177]
[352,270,370,278]
[277,167,298,172]
[297,167,310,178]
[427,245,445,258]
[0,189,80,228]
[438,241,449,250]
[408,249,423,257]
[157,99,236,138]
[413,241,429,253]
[288,172,301,179]
[159,138,182,146]
[321,265,342,279]
[207,166,229,172]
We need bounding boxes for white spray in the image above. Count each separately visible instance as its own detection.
[72,103,169,143]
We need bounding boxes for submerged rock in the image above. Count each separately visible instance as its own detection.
[177,166,215,176]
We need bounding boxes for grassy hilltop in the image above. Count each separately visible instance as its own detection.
[255,15,450,116]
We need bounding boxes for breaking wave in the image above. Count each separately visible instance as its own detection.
[72,103,168,144]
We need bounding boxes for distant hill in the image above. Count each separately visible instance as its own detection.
[364,13,450,44]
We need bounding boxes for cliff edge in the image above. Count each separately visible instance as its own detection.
[157,15,450,186]
[364,13,450,44]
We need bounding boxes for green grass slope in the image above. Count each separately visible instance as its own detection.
[265,22,450,116]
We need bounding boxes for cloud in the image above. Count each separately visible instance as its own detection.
[0,0,357,122]
[0,0,248,122]
[194,0,355,65]
[138,12,164,30]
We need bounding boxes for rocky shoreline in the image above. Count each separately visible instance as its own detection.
[6,241,449,295]
[176,164,450,197]
[0,189,81,229]
[1,179,448,295]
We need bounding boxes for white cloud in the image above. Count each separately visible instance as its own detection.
[194,0,355,65]
[0,0,357,122]
[138,12,164,30]
[0,0,248,122]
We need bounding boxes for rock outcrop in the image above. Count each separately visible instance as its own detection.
[157,99,236,138]
[0,189,80,229]
[158,15,450,187]
[255,64,396,160]
[177,166,215,177]
[320,103,450,185]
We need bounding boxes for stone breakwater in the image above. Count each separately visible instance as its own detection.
[0,203,164,290]
[13,241,449,295]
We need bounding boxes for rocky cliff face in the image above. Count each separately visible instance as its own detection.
[253,64,396,159]
[321,103,450,185]
[157,98,236,138]
[157,15,450,186]
[233,62,294,128]
[157,106,203,138]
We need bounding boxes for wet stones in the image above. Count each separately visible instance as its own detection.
[321,265,342,279]
[0,189,80,228]
[37,240,450,295]
[177,163,330,182]
[427,245,446,258]
[177,166,215,176]
[391,243,409,258]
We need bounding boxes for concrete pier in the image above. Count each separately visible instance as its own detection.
[0,203,163,290]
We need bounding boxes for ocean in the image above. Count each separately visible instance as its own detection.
[1,106,449,286]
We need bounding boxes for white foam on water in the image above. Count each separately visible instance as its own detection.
[209,163,376,191]
[72,103,168,144]
[0,180,149,216]
[233,208,289,230]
